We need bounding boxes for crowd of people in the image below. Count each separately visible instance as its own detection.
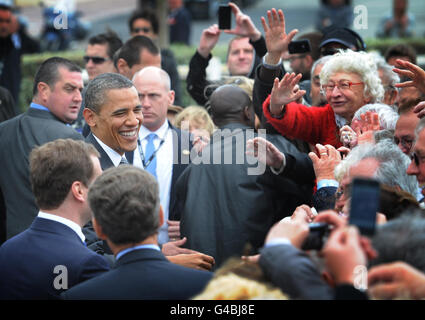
[1,0,425,301]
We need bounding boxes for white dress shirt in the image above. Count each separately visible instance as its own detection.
[38,211,85,243]
[133,120,173,245]
[93,134,127,167]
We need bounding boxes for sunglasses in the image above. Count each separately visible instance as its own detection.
[132,27,152,34]
[83,56,109,64]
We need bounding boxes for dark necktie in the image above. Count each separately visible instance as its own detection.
[119,156,129,166]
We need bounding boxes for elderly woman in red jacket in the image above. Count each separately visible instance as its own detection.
[260,9,385,148]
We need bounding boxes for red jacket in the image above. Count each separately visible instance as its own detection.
[263,95,342,148]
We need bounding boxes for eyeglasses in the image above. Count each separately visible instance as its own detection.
[132,27,152,34]
[321,81,364,93]
[394,136,414,152]
[410,152,421,167]
[83,56,109,64]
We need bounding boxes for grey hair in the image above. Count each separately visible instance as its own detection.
[415,117,425,139]
[352,103,399,130]
[85,73,135,113]
[320,49,385,103]
[335,140,418,196]
[88,165,161,245]
[310,55,332,77]
[373,53,400,94]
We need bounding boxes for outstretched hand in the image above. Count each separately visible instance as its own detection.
[198,24,221,58]
[261,8,298,64]
[269,72,305,115]
[246,137,284,169]
[393,59,425,95]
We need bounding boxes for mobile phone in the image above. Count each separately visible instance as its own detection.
[349,178,380,236]
[218,5,231,30]
[301,222,330,251]
[288,40,311,54]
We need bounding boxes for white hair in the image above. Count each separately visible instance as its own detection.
[352,103,399,130]
[320,49,385,103]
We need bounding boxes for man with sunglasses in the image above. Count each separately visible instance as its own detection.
[85,32,122,81]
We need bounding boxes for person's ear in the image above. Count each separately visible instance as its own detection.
[83,108,96,128]
[92,218,107,240]
[70,181,85,203]
[168,90,175,107]
[37,82,51,101]
[321,270,336,288]
[117,58,130,77]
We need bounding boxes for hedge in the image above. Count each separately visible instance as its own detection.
[18,38,425,112]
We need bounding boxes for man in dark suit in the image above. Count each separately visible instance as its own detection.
[62,166,212,300]
[83,71,214,270]
[0,57,84,243]
[177,85,315,268]
[0,139,109,299]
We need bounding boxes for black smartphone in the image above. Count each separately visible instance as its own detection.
[301,222,330,251]
[288,40,311,54]
[218,5,231,30]
[349,178,380,236]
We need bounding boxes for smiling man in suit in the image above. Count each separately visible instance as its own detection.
[0,139,109,299]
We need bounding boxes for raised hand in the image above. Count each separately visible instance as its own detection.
[260,8,298,64]
[246,137,284,169]
[308,143,342,181]
[198,24,221,58]
[224,2,262,41]
[393,59,425,95]
[269,72,305,115]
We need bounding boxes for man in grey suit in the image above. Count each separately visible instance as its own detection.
[0,57,84,243]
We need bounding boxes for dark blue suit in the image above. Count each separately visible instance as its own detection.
[0,217,109,299]
[61,248,212,300]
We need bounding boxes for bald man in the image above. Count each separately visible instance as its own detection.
[131,67,193,245]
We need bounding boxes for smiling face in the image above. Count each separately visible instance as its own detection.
[87,87,143,154]
[227,37,254,76]
[42,67,84,123]
[325,72,370,122]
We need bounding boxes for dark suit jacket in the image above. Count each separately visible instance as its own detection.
[0,217,109,300]
[61,248,212,300]
[0,108,83,242]
[177,123,314,268]
[126,123,193,221]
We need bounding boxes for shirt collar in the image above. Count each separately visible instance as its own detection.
[37,211,85,243]
[116,244,161,261]
[139,120,169,141]
[92,134,125,167]
[30,102,50,112]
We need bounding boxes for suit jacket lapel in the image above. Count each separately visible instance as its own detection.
[85,133,115,170]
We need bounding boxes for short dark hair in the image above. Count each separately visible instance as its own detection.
[84,72,135,114]
[32,57,81,96]
[88,31,123,60]
[88,166,161,245]
[30,139,99,210]
[385,44,417,65]
[114,35,159,68]
[370,211,425,273]
[128,9,159,35]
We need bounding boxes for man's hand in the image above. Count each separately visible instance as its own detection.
[269,73,305,115]
[246,137,284,169]
[224,2,261,41]
[322,226,367,285]
[198,24,221,58]
[393,59,425,95]
[167,253,215,271]
[162,237,197,256]
[308,143,342,181]
[413,101,425,119]
[167,220,180,241]
[368,262,425,299]
[261,8,298,64]
[265,208,310,249]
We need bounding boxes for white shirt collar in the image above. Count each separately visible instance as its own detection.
[37,211,86,243]
[139,120,169,141]
[92,133,125,167]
